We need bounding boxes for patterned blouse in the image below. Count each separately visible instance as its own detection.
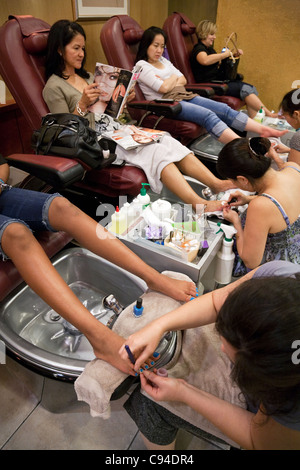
[233,168,300,276]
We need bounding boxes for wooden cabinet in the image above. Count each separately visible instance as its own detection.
[0,100,33,157]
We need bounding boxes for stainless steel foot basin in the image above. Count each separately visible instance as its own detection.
[0,247,147,381]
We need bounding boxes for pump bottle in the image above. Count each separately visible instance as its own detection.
[214,223,237,285]
[136,183,151,209]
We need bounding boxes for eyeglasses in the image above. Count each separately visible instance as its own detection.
[248,137,267,157]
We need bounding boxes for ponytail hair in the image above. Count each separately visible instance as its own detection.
[216,137,271,182]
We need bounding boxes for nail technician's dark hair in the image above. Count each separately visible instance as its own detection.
[216,137,271,182]
[215,275,300,418]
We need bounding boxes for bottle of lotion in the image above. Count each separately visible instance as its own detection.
[136,183,151,209]
[214,223,237,285]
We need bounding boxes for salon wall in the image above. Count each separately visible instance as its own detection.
[0,0,169,101]
[1,1,299,112]
[215,0,300,112]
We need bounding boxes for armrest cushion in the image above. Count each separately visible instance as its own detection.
[194,82,229,96]
[185,85,215,98]
[6,154,85,189]
[128,100,182,117]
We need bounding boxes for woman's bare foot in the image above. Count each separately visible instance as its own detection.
[205,199,224,213]
[211,179,236,193]
[260,127,289,139]
[147,274,197,302]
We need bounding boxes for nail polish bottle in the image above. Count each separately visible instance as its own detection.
[133,297,144,317]
[102,140,110,159]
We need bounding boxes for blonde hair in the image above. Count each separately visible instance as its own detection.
[196,20,217,40]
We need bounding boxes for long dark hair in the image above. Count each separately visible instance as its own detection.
[280,89,300,116]
[216,275,300,418]
[216,137,271,183]
[135,26,167,63]
[45,19,89,80]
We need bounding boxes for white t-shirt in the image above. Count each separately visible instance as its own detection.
[136,57,183,100]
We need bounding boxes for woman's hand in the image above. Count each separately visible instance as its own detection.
[267,146,287,169]
[222,48,232,59]
[222,206,240,225]
[78,83,102,110]
[271,141,290,154]
[227,191,250,207]
[140,370,186,402]
[118,321,165,372]
[234,48,243,57]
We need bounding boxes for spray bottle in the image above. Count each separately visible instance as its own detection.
[214,223,237,285]
[136,183,151,209]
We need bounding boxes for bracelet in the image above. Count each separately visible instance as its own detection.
[76,101,88,117]
[0,179,5,185]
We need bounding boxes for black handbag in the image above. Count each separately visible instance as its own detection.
[218,32,241,82]
[32,113,116,169]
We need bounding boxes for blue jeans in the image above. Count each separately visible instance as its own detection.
[0,187,62,259]
[175,95,248,139]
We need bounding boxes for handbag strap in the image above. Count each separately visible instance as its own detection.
[36,123,63,155]
[225,32,240,57]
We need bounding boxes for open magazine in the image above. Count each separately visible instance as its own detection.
[102,125,166,150]
[88,63,142,120]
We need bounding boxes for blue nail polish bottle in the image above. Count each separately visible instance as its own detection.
[133,298,144,317]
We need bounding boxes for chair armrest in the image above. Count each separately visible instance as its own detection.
[6,154,85,189]
[194,82,229,96]
[128,100,182,117]
[185,84,215,98]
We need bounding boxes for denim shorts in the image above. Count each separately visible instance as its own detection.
[0,187,62,260]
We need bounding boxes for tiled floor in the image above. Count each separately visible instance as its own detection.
[0,356,229,451]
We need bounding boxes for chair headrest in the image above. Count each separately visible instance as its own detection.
[181,23,196,35]
[113,15,144,45]
[8,15,50,54]
[173,12,196,35]
[23,32,49,54]
[123,28,144,45]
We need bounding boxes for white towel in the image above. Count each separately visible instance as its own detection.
[74,271,189,418]
[142,322,246,447]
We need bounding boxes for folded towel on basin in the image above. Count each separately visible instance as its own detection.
[74,271,188,419]
[141,322,246,447]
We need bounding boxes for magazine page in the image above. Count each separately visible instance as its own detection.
[88,63,142,119]
[114,64,142,119]
[102,125,166,150]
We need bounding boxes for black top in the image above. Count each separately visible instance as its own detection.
[190,41,219,82]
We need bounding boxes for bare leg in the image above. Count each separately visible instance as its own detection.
[176,153,235,193]
[245,118,288,138]
[141,433,176,450]
[160,163,224,212]
[245,94,278,118]
[1,199,197,371]
[217,127,241,144]
[1,222,129,371]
